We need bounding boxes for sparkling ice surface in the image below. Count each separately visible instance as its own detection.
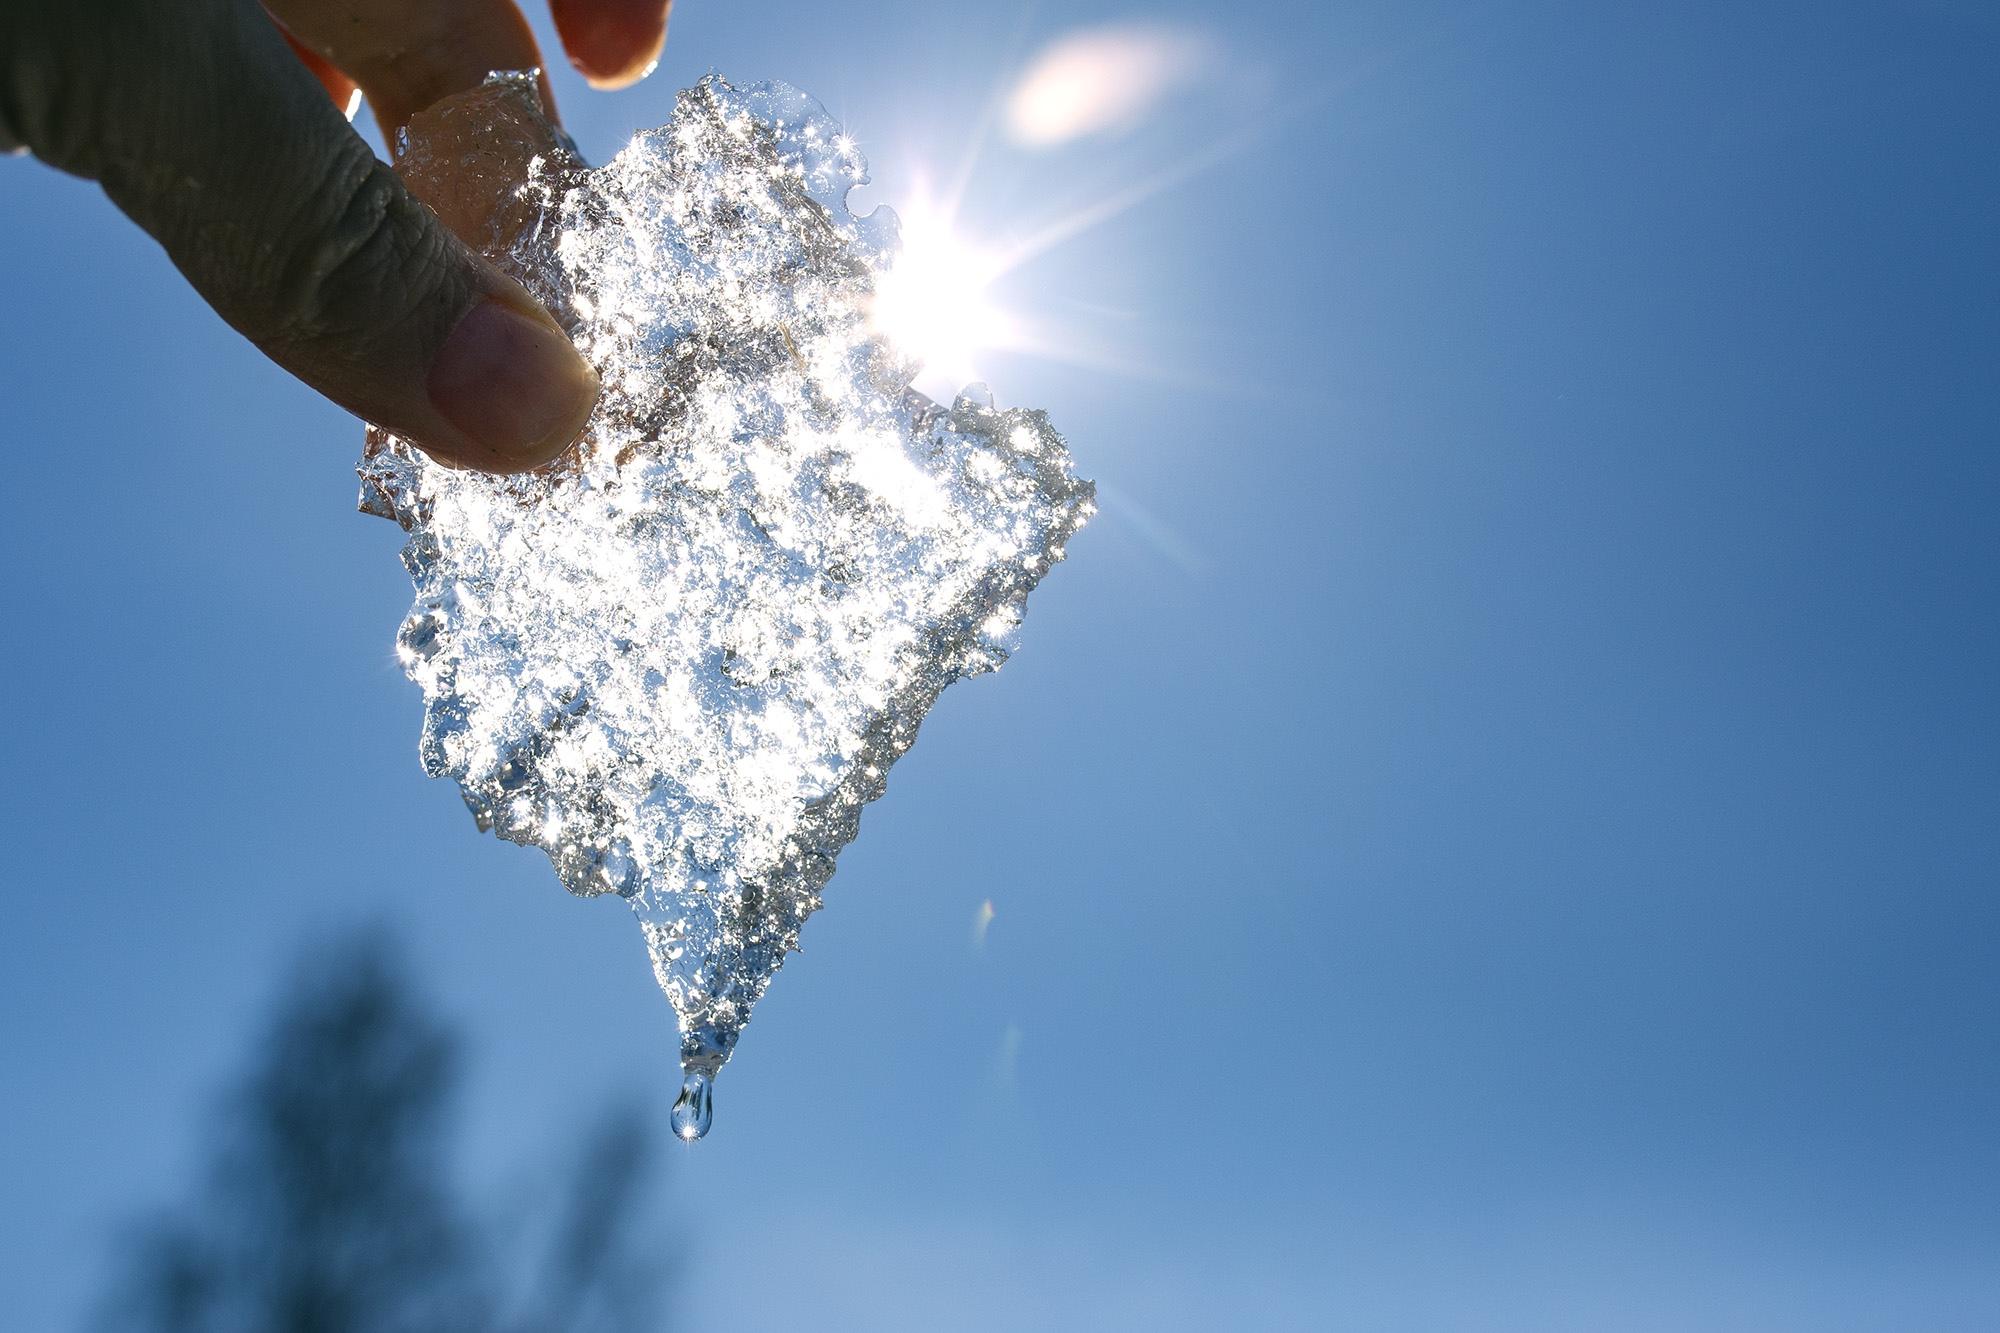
[359,75,1093,1103]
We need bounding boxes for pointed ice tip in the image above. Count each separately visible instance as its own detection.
[680,1019,736,1077]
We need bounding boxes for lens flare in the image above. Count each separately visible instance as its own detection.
[1005,24,1213,148]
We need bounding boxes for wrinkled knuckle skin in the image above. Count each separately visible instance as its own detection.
[257,145,461,363]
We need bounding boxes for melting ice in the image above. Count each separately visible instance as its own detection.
[359,74,1093,1137]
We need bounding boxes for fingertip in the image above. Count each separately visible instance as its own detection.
[552,0,671,90]
[423,297,601,472]
[577,55,662,93]
[574,37,664,92]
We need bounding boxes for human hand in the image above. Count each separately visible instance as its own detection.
[0,0,674,472]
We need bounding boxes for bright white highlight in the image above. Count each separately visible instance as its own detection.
[869,193,1016,390]
[1005,24,1212,148]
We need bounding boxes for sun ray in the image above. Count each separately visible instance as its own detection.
[863,61,1307,398]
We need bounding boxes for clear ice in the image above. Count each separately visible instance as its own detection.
[359,74,1093,1135]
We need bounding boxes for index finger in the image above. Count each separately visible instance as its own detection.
[267,0,556,137]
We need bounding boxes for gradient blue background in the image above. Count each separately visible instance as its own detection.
[3,2,1996,1327]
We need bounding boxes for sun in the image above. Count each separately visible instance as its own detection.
[868,192,1017,394]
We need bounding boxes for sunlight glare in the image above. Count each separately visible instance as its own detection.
[870,192,1016,393]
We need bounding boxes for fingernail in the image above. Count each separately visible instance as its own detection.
[429,299,600,470]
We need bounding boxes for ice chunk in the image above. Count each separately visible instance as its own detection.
[360,73,1092,1126]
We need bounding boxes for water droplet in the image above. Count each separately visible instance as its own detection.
[671,1069,714,1142]
[398,608,444,663]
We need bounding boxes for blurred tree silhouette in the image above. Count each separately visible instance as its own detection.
[97,931,666,1333]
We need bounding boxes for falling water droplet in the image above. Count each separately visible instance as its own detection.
[671,1069,714,1142]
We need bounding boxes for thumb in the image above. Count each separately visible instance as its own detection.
[0,0,599,473]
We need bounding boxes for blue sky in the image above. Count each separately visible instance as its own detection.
[3,2,1997,1328]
